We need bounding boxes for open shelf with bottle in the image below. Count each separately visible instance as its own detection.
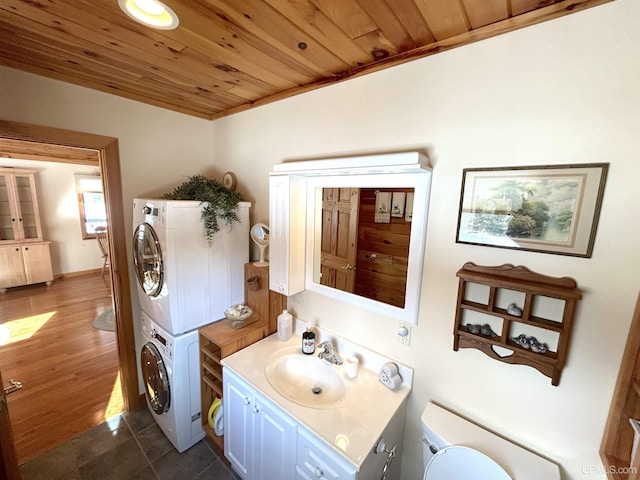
[453,262,582,386]
[198,264,286,456]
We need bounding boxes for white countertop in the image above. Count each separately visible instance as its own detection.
[221,333,411,468]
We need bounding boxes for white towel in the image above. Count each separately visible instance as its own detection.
[375,191,391,223]
[391,192,406,218]
[405,192,414,222]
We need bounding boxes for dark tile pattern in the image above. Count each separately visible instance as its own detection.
[19,409,241,480]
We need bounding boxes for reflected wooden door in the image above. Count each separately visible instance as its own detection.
[0,369,20,480]
[319,188,359,293]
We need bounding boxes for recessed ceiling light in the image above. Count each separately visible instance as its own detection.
[118,0,179,30]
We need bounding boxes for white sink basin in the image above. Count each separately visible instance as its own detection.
[265,347,346,408]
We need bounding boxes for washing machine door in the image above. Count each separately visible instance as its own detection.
[133,223,163,297]
[424,446,511,480]
[141,342,171,414]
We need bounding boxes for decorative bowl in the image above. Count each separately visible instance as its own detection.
[225,305,253,328]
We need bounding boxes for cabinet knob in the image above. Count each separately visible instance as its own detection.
[252,405,260,414]
[15,248,19,252]
[243,397,251,406]
[314,466,323,478]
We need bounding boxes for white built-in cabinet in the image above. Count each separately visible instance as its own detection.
[224,367,298,480]
[224,367,357,480]
[0,167,53,293]
[268,174,305,296]
[296,426,356,480]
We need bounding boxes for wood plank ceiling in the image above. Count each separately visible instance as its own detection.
[0,0,612,120]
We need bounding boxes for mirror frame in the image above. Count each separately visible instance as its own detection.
[271,151,432,325]
[305,171,431,324]
[250,223,270,266]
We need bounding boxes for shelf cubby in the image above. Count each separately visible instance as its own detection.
[453,262,582,386]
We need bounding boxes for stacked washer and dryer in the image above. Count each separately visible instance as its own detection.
[132,198,250,452]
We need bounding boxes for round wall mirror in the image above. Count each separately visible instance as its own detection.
[250,223,269,266]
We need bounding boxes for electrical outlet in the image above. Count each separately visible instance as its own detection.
[397,323,412,346]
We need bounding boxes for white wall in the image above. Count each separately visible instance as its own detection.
[0,66,215,391]
[0,158,104,274]
[210,1,640,479]
[0,1,638,478]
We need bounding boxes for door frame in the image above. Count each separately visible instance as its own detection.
[0,369,21,479]
[0,120,140,410]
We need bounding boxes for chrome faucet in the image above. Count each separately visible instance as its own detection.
[317,341,343,365]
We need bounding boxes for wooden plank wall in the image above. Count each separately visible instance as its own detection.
[355,188,412,308]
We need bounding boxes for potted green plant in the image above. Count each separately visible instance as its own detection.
[162,174,245,243]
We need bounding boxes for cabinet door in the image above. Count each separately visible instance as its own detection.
[0,173,19,242]
[254,394,297,480]
[0,171,43,243]
[268,175,305,296]
[22,243,53,284]
[0,245,26,289]
[13,173,42,241]
[296,427,357,480]
[224,369,254,480]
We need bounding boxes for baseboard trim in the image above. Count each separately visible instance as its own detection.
[54,268,108,279]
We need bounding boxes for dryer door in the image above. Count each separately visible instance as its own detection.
[133,223,164,297]
[141,342,171,414]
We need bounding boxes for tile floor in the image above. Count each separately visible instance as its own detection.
[19,408,241,480]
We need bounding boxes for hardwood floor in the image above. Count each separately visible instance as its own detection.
[0,272,123,465]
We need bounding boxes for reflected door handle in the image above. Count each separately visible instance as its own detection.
[3,379,22,395]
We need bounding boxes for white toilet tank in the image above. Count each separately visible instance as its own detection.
[421,403,560,480]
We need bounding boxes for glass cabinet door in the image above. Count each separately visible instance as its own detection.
[0,171,42,243]
[14,174,41,240]
[0,173,17,242]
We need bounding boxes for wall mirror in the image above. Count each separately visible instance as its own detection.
[270,152,432,324]
[305,169,431,324]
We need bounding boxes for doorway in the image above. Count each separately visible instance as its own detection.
[0,120,139,467]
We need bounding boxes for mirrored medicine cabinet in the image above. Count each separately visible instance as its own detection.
[269,152,433,325]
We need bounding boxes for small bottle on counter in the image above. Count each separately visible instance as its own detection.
[302,323,315,355]
[277,309,292,341]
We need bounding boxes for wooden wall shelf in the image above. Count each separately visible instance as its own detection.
[601,291,640,479]
[453,262,582,386]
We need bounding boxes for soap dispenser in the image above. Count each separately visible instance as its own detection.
[302,324,315,355]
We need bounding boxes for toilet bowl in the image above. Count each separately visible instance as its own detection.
[421,402,560,480]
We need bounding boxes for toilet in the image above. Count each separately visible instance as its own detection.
[421,402,560,480]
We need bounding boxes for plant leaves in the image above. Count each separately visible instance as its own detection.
[162,175,245,243]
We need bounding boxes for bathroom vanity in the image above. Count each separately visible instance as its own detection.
[221,332,412,480]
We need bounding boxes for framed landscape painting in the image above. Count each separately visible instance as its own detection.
[456,163,608,257]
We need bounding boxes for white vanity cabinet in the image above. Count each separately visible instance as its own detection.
[268,174,305,296]
[224,367,297,480]
[222,335,412,480]
[296,427,356,480]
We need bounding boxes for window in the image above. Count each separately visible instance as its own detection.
[75,174,107,239]
[78,191,107,239]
